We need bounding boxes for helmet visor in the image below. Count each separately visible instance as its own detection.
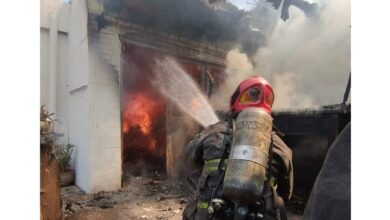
[239,87,262,104]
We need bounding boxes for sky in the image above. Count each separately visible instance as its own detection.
[228,0,255,11]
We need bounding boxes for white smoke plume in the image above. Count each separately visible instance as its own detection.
[211,49,254,110]
[213,0,351,110]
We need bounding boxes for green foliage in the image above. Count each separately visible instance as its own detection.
[54,143,74,172]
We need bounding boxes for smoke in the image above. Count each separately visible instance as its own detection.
[211,49,254,110]
[214,0,351,110]
[102,0,275,55]
[271,72,316,109]
[200,0,225,10]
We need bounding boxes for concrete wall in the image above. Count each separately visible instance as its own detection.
[56,32,70,144]
[67,0,92,192]
[88,36,122,191]
[40,3,70,145]
[41,0,122,193]
[69,0,122,192]
[40,30,50,106]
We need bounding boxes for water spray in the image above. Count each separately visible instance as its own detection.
[153,58,219,127]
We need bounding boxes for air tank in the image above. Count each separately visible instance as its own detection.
[223,107,273,204]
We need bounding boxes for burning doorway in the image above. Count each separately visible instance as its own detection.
[122,44,167,177]
[121,39,226,180]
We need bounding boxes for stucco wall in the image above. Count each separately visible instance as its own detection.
[56,32,70,144]
[40,3,70,145]
[41,0,125,193]
[68,0,121,193]
[40,29,49,106]
[67,0,92,192]
[88,36,122,192]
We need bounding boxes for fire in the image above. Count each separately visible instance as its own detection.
[123,93,153,134]
[123,92,163,152]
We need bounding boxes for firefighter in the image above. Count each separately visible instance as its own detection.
[182,76,293,220]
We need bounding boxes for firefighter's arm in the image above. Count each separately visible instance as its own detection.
[271,133,294,203]
[184,121,230,166]
[184,132,205,166]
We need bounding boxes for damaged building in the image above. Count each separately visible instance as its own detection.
[41,0,255,193]
[41,0,350,210]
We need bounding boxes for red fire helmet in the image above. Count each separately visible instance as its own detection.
[229,76,274,115]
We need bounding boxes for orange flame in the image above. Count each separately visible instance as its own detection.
[123,93,156,134]
[123,92,162,152]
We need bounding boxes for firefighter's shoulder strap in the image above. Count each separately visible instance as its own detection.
[210,118,233,201]
[272,124,285,137]
[218,117,234,170]
[272,186,287,220]
[270,131,294,202]
[185,120,230,165]
[267,135,287,220]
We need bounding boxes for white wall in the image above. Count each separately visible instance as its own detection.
[67,0,92,192]
[40,29,49,106]
[56,32,70,144]
[40,3,70,145]
[67,0,122,193]
[88,36,122,191]
[41,0,122,193]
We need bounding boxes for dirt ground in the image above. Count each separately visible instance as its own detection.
[62,175,192,220]
[61,175,302,220]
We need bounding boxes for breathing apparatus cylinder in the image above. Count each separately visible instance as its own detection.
[222,107,273,204]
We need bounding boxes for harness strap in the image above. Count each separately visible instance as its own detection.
[267,135,287,220]
[272,187,287,220]
[267,137,274,184]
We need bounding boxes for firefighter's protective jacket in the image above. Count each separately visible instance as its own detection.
[183,119,293,220]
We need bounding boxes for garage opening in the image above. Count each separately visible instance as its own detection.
[122,44,167,177]
[120,37,227,181]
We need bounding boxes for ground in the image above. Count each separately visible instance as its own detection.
[61,175,302,220]
[62,174,192,220]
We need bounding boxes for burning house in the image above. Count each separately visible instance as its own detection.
[41,0,263,193]
[41,2,350,211]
